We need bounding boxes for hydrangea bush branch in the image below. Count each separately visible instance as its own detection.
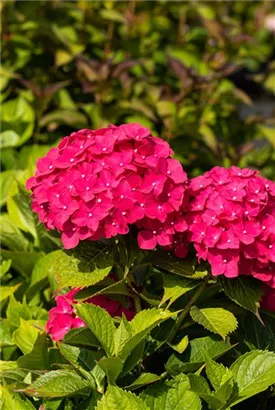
[15,123,275,409]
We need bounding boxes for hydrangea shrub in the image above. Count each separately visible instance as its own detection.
[2,124,275,410]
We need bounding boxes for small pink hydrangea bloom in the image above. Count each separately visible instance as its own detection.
[46,288,135,341]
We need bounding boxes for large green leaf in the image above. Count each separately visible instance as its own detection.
[205,354,233,392]
[188,374,226,410]
[240,313,275,351]
[119,309,175,360]
[62,327,101,348]
[59,343,100,372]
[51,242,113,288]
[219,276,263,316]
[17,334,49,370]
[12,319,40,354]
[166,336,234,374]
[96,385,150,410]
[75,303,116,356]
[123,373,160,391]
[151,251,206,279]
[114,316,132,356]
[160,273,200,308]
[190,306,238,340]
[6,295,31,327]
[59,343,101,388]
[0,283,21,302]
[25,370,89,398]
[0,320,14,347]
[98,357,124,383]
[142,374,201,410]
[229,350,275,406]
[0,386,36,410]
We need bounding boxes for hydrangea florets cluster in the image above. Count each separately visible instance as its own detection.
[27,123,189,255]
[187,166,275,287]
[46,288,135,341]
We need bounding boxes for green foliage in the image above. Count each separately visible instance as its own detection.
[25,370,89,398]
[96,385,149,410]
[219,276,263,317]
[229,350,275,406]
[190,306,238,340]
[142,374,201,410]
[51,243,113,289]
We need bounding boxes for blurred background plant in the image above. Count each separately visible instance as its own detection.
[1,0,275,179]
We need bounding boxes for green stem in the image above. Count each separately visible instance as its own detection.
[126,272,142,312]
[168,276,209,343]
[133,294,142,312]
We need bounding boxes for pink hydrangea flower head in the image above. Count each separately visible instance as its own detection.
[46,289,135,341]
[187,166,275,285]
[27,124,189,253]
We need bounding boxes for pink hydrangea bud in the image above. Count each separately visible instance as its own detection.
[46,289,135,341]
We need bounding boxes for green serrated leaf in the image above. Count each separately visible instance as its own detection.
[7,295,31,327]
[0,258,11,278]
[114,316,132,356]
[98,357,124,383]
[0,360,18,373]
[188,374,211,395]
[59,343,100,388]
[123,373,160,391]
[17,333,49,370]
[96,385,149,410]
[205,354,232,391]
[240,313,275,351]
[0,283,21,302]
[0,386,36,410]
[62,327,101,348]
[120,340,145,378]
[0,320,14,347]
[25,370,89,398]
[51,242,113,289]
[142,374,201,410]
[59,343,101,372]
[120,309,175,359]
[75,303,116,356]
[229,350,275,406]
[190,306,238,340]
[169,335,189,354]
[152,251,206,279]
[166,336,235,374]
[160,273,200,308]
[219,276,263,317]
[13,319,40,354]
